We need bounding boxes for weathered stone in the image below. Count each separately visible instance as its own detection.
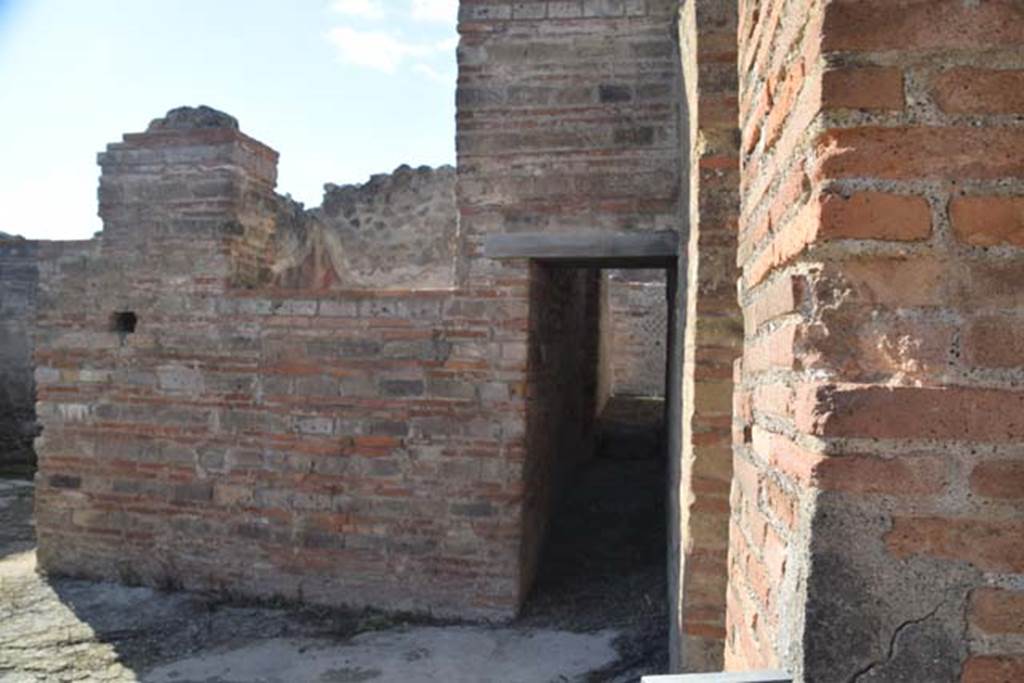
[147,105,239,131]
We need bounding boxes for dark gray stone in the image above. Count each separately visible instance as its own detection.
[147,105,239,132]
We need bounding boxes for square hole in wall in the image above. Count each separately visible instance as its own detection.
[110,311,138,334]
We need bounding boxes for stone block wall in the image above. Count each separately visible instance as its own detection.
[272,165,458,290]
[729,0,1024,679]
[606,269,668,398]
[0,237,40,468]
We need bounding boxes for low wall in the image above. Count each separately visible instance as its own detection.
[35,280,527,617]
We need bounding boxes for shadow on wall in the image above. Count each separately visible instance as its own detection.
[0,236,40,475]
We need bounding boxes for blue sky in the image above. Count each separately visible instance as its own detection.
[0,0,458,240]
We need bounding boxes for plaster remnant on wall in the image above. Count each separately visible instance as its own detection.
[271,165,458,290]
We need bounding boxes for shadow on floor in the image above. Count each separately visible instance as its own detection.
[518,395,669,682]
[0,474,34,563]
[0,463,643,682]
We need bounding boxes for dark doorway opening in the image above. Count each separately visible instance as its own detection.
[517,262,674,682]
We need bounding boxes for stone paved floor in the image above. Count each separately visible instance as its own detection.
[0,456,663,683]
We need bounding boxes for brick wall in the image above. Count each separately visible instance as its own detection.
[456,0,682,237]
[0,238,94,469]
[36,287,530,617]
[35,0,687,620]
[607,269,668,398]
[0,238,40,468]
[672,0,742,671]
[33,112,530,617]
[456,0,685,615]
[730,0,1024,679]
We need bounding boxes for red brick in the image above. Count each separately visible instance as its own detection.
[745,198,819,287]
[970,461,1024,500]
[822,67,904,111]
[743,324,797,374]
[799,312,956,383]
[796,385,1024,442]
[752,382,796,422]
[742,87,770,154]
[816,127,1024,181]
[823,0,1024,53]
[813,453,948,496]
[821,256,946,308]
[950,196,1024,248]
[886,517,1024,572]
[962,656,1024,683]
[760,476,796,530]
[742,166,811,267]
[763,523,787,582]
[732,452,761,501]
[742,68,823,226]
[745,274,806,333]
[745,546,772,610]
[819,192,931,242]
[957,259,1024,311]
[763,59,807,151]
[700,94,739,129]
[965,316,1024,369]
[751,427,825,485]
[933,68,1024,115]
[970,588,1024,634]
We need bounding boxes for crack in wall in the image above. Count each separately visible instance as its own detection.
[847,599,947,683]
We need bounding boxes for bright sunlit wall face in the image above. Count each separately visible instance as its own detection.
[0,0,457,241]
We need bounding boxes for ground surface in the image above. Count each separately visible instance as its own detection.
[520,398,668,680]
[0,400,666,682]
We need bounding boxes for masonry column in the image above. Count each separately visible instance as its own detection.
[96,107,278,287]
[673,0,742,672]
[730,0,1024,679]
[34,107,281,581]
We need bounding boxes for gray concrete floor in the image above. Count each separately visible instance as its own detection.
[0,469,661,682]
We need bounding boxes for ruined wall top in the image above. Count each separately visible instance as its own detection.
[95,106,459,292]
[146,105,240,132]
[271,164,458,291]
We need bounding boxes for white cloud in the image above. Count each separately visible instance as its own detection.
[434,36,458,52]
[411,0,458,23]
[413,63,454,84]
[0,170,99,241]
[330,0,386,19]
[327,26,449,73]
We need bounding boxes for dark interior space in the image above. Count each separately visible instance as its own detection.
[519,265,670,682]
[0,240,41,479]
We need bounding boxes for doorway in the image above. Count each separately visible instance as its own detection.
[514,258,678,681]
